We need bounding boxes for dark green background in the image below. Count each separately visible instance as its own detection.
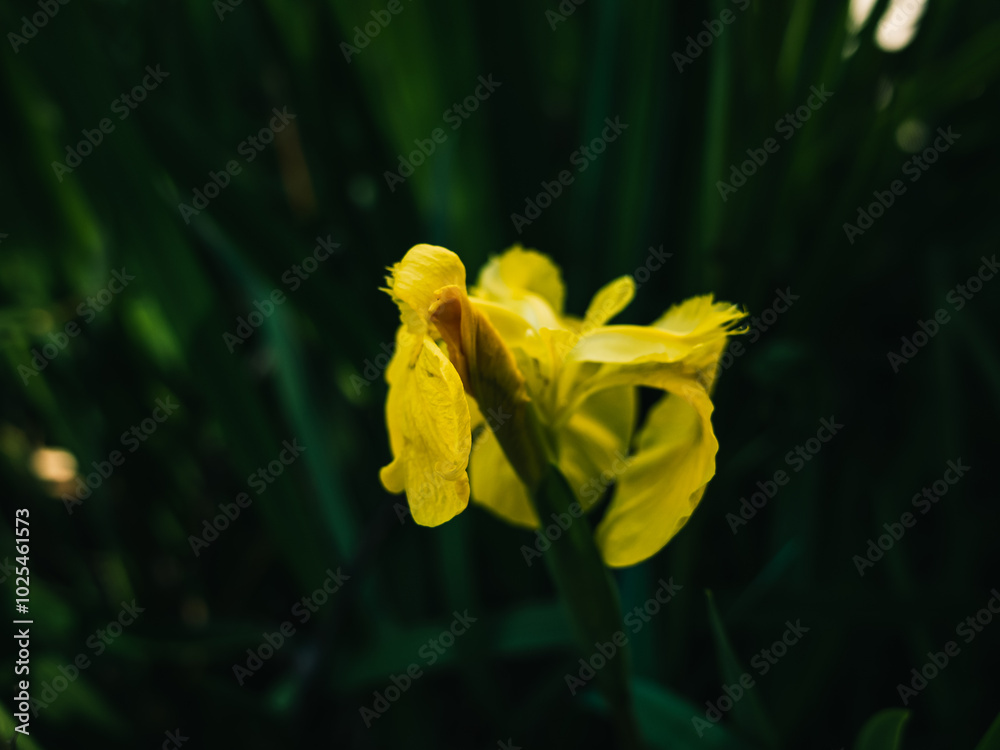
[1,0,998,747]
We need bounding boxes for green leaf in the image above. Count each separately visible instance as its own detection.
[853,709,910,750]
[705,590,778,748]
[331,601,575,691]
[630,678,754,750]
[0,703,46,750]
[696,0,732,263]
[974,710,1000,750]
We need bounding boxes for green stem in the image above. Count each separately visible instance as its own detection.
[493,401,641,747]
[531,463,641,750]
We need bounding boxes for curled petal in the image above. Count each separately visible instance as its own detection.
[556,294,743,419]
[379,329,472,526]
[652,294,745,337]
[385,244,467,336]
[596,382,717,568]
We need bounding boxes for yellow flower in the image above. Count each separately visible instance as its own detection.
[379,244,744,567]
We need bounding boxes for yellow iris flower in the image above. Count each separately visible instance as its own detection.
[379,244,744,567]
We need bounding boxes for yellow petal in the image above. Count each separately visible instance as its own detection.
[466,392,486,431]
[652,295,745,390]
[385,244,467,336]
[652,294,744,337]
[556,294,743,416]
[581,276,636,332]
[556,385,636,510]
[473,246,564,328]
[468,386,635,528]
[379,329,472,527]
[543,276,634,380]
[470,298,548,362]
[469,421,538,527]
[570,294,742,364]
[596,383,718,567]
[569,325,703,364]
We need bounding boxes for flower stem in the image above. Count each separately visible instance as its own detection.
[531,459,642,749]
[489,401,641,746]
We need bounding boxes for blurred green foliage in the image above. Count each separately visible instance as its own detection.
[1,0,998,747]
